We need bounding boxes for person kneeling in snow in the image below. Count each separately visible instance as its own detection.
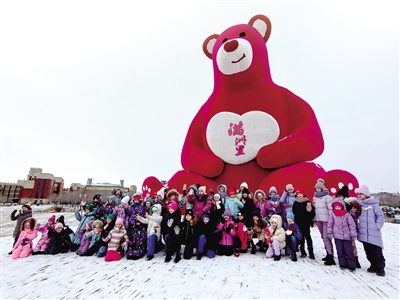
[102,217,128,262]
[76,220,103,256]
[265,215,286,261]
[12,217,37,259]
[216,208,237,256]
[44,223,72,255]
[284,212,302,262]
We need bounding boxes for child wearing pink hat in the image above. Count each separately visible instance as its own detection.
[33,215,56,254]
[102,217,129,262]
[12,218,38,259]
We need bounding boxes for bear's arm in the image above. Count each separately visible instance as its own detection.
[181,107,224,177]
[256,88,324,169]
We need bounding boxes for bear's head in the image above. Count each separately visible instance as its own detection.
[203,15,273,86]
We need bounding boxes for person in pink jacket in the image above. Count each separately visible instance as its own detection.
[33,215,56,253]
[12,218,38,259]
[216,208,237,256]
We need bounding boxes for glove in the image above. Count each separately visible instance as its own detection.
[328,233,333,240]
[167,219,174,227]
[267,238,272,244]
[174,225,180,235]
[351,236,357,242]
[12,210,17,215]
[220,218,225,224]
[285,230,292,236]
[288,226,297,233]
[116,246,122,252]
[216,202,221,210]
[226,227,231,233]
[21,238,30,246]
[243,225,247,232]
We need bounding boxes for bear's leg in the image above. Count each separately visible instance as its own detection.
[167,170,218,191]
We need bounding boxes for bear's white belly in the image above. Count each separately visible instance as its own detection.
[206,111,280,165]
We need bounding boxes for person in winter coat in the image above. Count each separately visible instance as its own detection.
[253,189,271,221]
[44,223,72,255]
[55,215,73,236]
[280,183,296,214]
[127,193,148,231]
[265,214,286,261]
[33,215,56,254]
[196,213,217,260]
[209,193,225,227]
[187,186,212,220]
[284,212,302,262]
[336,185,361,268]
[247,208,269,254]
[355,185,386,276]
[177,209,198,261]
[217,184,228,204]
[97,214,116,258]
[126,215,148,260]
[234,212,249,255]
[12,217,37,259]
[137,203,163,261]
[268,187,286,222]
[9,204,32,254]
[216,208,237,256]
[327,198,357,271]
[162,202,181,263]
[236,182,252,200]
[70,204,97,250]
[179,184,197,217]
[224,188,244,221]
[113,196,131,230]
[240,188,256,223]
[102,217,129,262]
[313,179,335,265]
[292,187,315,259]
[100,196,117,223]
[76,220,103,256]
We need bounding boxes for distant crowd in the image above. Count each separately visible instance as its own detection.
[9,179,386,276]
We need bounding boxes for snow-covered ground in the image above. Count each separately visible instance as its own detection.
[1,205,399,299]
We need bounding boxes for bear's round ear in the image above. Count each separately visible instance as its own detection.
[203,34,219,59]
[248,15,272,43]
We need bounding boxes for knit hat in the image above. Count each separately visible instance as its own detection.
[106,214,115,221]
[56,215,65,226]
[223,208,232,217]
[201,214,210,222]
[48,215,56,223]
[286,184,294,191]
[22,204,31,211]
[121,195,130,204]
[333,201,344,209]
[315,181,325,190]
[170,195,178,202]
[355,185,370,197]
[115,217,124,226]
[228,188,236,196]
[198,186,206,194]
[269,186,277,194]
[253,208,261,218]
[55,223,64,230]
[186,209,194,218]
[168,201,178,211]
[336,186,349,198]
[107,195,116,202]
[85,204,94,211]
[150,205,159,214]
[240,182,248,189]
[286,212,295,220]
[295,186,304,195]
[85,220,94,230]
[93,194,101,200]
[213,193,221,200]
[92,220,104,229]
[242,187,250,196]
[133,193,142,201]
[144,199,154,206]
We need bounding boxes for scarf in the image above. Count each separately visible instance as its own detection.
[295,196,310,203]
[333,209,347,217]
[314,190,329,198]
[268,194,280,201]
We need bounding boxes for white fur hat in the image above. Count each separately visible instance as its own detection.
[121,195,130,204]
[240,182,248,189]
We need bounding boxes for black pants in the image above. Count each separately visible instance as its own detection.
[298,224,313,252]
[363,242,385,270]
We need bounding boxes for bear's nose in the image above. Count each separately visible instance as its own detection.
[224,40,239,53]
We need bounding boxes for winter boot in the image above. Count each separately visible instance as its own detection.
[376,269,386,277]
[273,255,281,261]
[291,252,297,262]
[308,249,315,260]
[322,251,328,261]
[300,246,307,258]
[367,265,377,273]
[174,253,181,263]
[250,242,256,255]
[324,254,336,266]
[8,250,12,255]
[145,255,154,261]
[196,252,203,260]
[355,256,361,268]
[234,248,240,257]
[164,254,172,263]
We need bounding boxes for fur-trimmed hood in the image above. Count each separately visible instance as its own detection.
[254,189,266,199]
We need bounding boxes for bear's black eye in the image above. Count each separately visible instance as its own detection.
[239,32,246,37]
[222,38,228,43]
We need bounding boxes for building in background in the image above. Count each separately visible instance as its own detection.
[84,178,132,193]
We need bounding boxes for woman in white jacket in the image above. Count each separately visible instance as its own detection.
[137,203,162,261]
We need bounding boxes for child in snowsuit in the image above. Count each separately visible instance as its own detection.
[216,208,237,256]
[284,212,302,262]
[327,198,357,271]
[355,185,386,276]
[126,215,148,260]
[162,202,181,263]
[45,223,72,255]
[77,220,103,256]
[265,214,286,261]
[247,208,268,254]
[187,186,212,220]
[9,204,32,254]
[103,217,129,262]
[280,183,296,214]
[224,188,244,221]
[177,209,198,261]
[196,213,217,259]
[253,189,271,220]
[12,217,37,259]
[97,214,116,258]
[234,212,249,255]
[33,215,56,254]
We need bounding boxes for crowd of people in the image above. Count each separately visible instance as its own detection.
[8,179,386,276]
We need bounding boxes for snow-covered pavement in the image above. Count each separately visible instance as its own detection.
[1,205,399,299]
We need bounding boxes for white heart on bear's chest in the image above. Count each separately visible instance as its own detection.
[206,111,280,165]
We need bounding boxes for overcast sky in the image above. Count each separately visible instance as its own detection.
[1,1,398,193]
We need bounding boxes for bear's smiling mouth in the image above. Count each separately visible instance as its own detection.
[232,54,246,63]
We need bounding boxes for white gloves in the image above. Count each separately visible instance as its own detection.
[243,225,247,232]
[174,225,180,235]
[285,230,292,236]
[167,219,174,227]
